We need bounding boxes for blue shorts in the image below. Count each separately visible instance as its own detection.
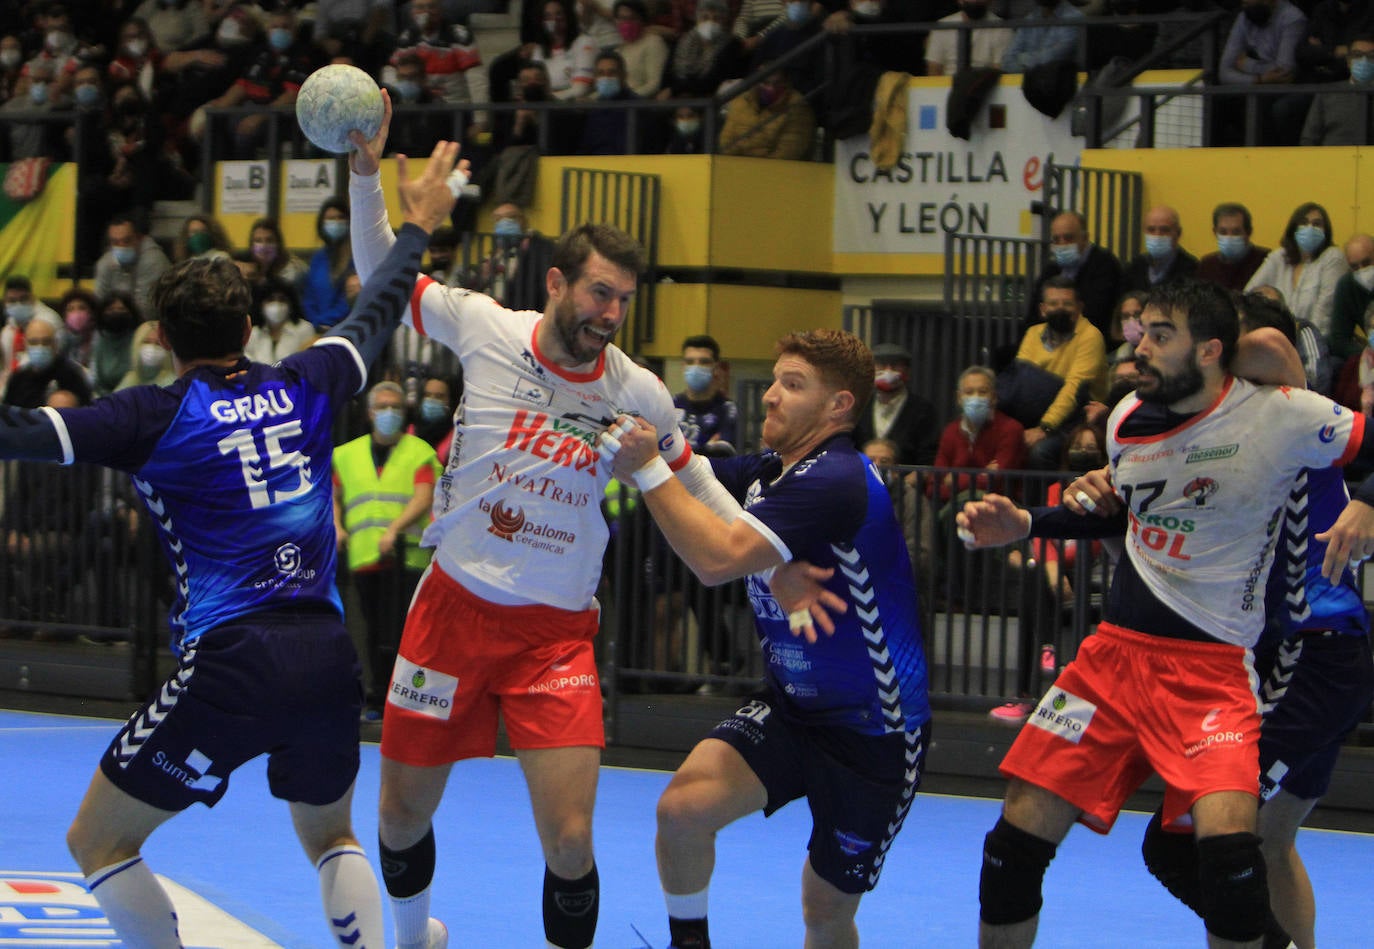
[708,695,927,894]
[99,610,363,812]
[1256,630,1374,802]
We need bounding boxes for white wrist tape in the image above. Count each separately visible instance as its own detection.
[445,168,470,198]
[631,456,673,493]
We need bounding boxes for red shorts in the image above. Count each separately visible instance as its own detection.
[1000,622,1261,833]
[379,565,604,766]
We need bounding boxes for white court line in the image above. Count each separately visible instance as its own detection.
[0,725,118,733]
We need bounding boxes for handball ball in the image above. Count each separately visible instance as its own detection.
[295,64,384,154]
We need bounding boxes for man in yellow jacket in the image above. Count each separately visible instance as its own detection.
[334,380,441,720]
[719,66,816,161]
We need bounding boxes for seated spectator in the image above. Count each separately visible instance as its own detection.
[3,311,93,407]
[57,286,100,370]
[1300,33,1374,146]
[1085,354,1142,429]
[1004,275,1107,470]
[613,0,668,97]
[246,280,316,364]
[1214,0,1307,145]
[577,50,643,154]
[932,364,1026,507]
[116,319,176,390]
[108,16,164,100]
[386,0,488,114]
[157,7,253,165]
[471,202,555,310]
[22,4,84,104]
[752,0,824,93]
[664,105,706,153]
[719,65,814,159]
[577,0,621,50]
[412,374,460,461]
[1001,0,1083,73]
[0,35,24,103]
[132,0,210,55]
[1196,201,1270,292]
[1122,204,1198,293]
[173,213,232,262]
[383,52,450,158]
[853,342,939,466]
[246,216,307,291]
[674,334,739,456]
[2,276,61,391]
[424,224,462,286]
[1104,289,1146,366]
[312,0,394,75]
[90,292,140,396]
[3,63,63,159]
[94,214,171,316]
[1027,210,1122,336]
[302,196,354,331]
[1245,200,1348,336]
[1328,232,1374,362]
[657,0,744,99]
[531,0,599,99]
[926,0,1011,77]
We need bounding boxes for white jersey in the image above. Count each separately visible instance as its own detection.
[1108,376,1364,648]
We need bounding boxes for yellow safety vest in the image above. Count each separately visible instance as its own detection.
[335,433,438,572]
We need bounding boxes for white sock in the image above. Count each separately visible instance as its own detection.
[86,855,181,949]
[393,885,433,949]
[664,885,710,920]
[317,845,384,949]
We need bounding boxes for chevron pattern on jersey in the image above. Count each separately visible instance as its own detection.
[1281,473,1312,626]
[111,646,197,768]
[832,540,906,734]
[1259,636,1302,717]
[867,726,925,888]
[133,475,192,640]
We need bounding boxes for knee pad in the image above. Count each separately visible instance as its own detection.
[1197,832,1268,943]
[1140,810,1203,916]
[543,863,599,949]
[979,817,1057,926]
[378,826,435,899]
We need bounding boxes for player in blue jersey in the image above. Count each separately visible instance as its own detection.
[603,328,932,949]
[0,144,463,948]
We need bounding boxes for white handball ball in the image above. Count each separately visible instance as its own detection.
[295,64,384,154]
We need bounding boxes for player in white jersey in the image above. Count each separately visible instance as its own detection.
[957,281,1374,949]
[346,95,753,949]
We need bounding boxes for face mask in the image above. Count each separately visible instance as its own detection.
[124,38,147,58]
[187,231,213,255]
[419,397,449,422]
[46,31,73,53]
[494,218,523,238]
[6,302,34,327]
[1216,234,1248,261]
[1144,234,1173,260]
[853,0,881,17]
[263,301,290,325]
[1045,308,1075,334]
[373,407,405,436]
[28,83,48,106]
[64,308,92,334]
[595,76,621,98]
[26,344,54,372]
[112,245,137,267]
[1067,450,1101,471]
[1242,3,1272,26]
[101,310,134,335]
[413,11,431,29]
[1295,224,1325,256]
[695,20,720,40]
[683,365,714,391]
[139,343,165,370]
[0,50,20,70]
[1355,265,1374,292]
[617,20,644,41]
[961,394,991,426]
[252,242,277,264]
[1051,243,1080,268]
[75,83,101,108]
[217,18,245,45]
[676,118,700,137]
[757,85,780,108]
[874,369,904,392]
[395,78,421,101]
[1352,58,1374,84]
[269,28,293,51]
[322,219,349,242]
[543,17,561,35]
[786,1,809,23]
[1121,317,1144,347]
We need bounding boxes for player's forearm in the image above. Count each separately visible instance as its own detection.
[326,223,429,368]
[0,406,67,463]
[348,169,396,283]
[641,476,776,585]
[1028,504,1128,539]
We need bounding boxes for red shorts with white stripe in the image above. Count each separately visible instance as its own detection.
[999,622,1261,833]
[379,564,604,765]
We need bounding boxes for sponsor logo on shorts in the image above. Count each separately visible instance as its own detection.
[389,657,457,720]
[1201,707,1223,732]
[833,829,873,857]
[152,748,222,793]
[1183,730,1246,758]
[1184,444,1238,464]
[527,671,598,693]
[1027,689,1095,743]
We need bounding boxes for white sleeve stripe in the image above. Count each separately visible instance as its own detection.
[40,406,74,464]
[740,511,791,562]
[312,336,369,395]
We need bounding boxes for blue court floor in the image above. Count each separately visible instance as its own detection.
[3,707,1373,948]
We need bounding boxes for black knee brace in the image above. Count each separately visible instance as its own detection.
[543,863,599,949]
[1197,832,1268,943]
[979,817,1058,926]
[378,826,436,899]
[1141,810,1203,916]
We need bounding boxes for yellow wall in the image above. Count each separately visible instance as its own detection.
[645,284,843,360]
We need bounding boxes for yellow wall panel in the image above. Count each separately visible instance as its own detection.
[707,157,833,272]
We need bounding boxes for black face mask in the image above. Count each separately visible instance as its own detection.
[1242,4,1272,26]
[521,83,547,102]
[962,2,988,18]
[1067,450,1103,471]
[101,311,135,335]
[1045,309,1075,334]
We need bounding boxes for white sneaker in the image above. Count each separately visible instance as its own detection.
[426,918,448,949]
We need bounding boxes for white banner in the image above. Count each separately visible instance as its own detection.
[218,160,271,216]
[282,159,337,214]
[833,83,1082,255]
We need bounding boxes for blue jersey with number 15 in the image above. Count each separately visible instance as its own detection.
[52,338,367,654]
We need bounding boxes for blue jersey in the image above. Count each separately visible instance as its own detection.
[713,433,931,735]
[53,339,366,653]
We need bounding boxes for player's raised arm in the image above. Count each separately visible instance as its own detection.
[0,404,67,463]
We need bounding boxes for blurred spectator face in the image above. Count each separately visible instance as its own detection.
[267,11,296,52]
[64,296,95,335]
[757,71,789,108]
[674,106,701,138]
[863,440,897,469]
[518,64,549,100]
[119,21,150,58]
[108,221,140,267]
[410,0,440,31]
[492,203,525,240]
[73,66,102,108]
[24,317,57,353]
[615,3,646,42]
[1050,213,1087,253]
[542,1,569,39]
[44,11,76,54]
[4,283,34,326]
[250,226,280,266]
[1213,211,1248,240]
[594,55,624,98]
[0,36,21,71]
[396,56,427,91]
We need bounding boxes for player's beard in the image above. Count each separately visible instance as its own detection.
[1134,352,1203,406]
[553,293,615,365]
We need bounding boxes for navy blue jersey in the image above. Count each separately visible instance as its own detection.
[673,391,738,453]
[712,433,931,735]
[54,339,367,652]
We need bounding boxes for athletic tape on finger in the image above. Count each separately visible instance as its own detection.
[788,609,811,632]
[599,433,622,457]
[1074,490,1097,513]
[445,169,470,198]
[957,526,975,546]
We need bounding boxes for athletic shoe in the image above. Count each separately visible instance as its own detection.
[426,918,448,949]
[988,701,1032,725]
[1040,644,1057,674]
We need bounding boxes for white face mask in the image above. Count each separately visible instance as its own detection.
[124,38,148,58]
[1356,265,1374,293]
[139,343,165,370]
[263,301,290,326]
[0,49,21,70]
[695,20,721,40]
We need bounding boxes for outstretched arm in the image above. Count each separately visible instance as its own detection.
[0,405,66,463]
